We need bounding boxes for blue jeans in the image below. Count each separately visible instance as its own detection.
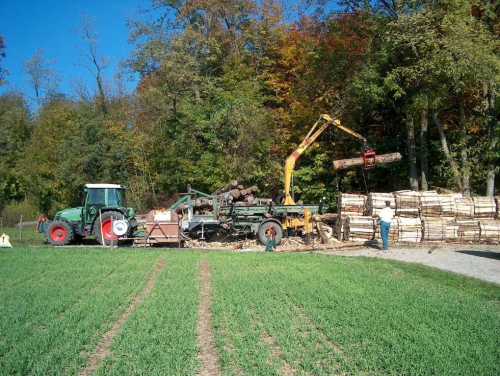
[380,221,391,249]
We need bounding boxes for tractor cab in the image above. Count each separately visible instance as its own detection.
[83,184,129,224]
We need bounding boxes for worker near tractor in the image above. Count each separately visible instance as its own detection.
[265,224,277,252]
[36,214,47,234]
[378,201,394,250]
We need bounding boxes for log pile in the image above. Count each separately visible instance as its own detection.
[366,193,395,217]
[394,191,420,218]
[473,197,497,219]
[419,193,458,217]
[455,219,480,242]
[455,197,475,219]
[212,182,263,205]
[338,194,366,216]
[397,217,422,243]
[344,216,374,241]
[479,220,500,243]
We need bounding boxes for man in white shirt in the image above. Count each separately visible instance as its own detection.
[378,200,394,250]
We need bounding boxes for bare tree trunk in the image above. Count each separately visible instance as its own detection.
[430,109,463,191]
[484,82,497,196]
[458,94,470,197]
[406,116,419,191]
[420,106,429,191]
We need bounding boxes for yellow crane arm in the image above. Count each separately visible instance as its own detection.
[282,114,375,205]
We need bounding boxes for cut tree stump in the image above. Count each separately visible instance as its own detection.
[332,152,402,170]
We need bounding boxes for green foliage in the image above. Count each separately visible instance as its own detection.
[0,200,39,227]
[0,92,32,209]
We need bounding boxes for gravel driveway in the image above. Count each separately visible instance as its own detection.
[318,243,500,285]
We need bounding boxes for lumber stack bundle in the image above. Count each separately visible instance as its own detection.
[345,216,375,241]
[419,193,457,217]
[335,215,348,241]
[338,194,366,216]
[394,191,420,218]
[374,218,399,242]
[421,217,456,242]
[397,217,422,242]
[455,219,480,242]
[366,193,395,217]
[473,197,497,219]
[479,220,500,242]
[455,197,475,219]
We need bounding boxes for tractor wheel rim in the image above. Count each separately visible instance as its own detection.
[51,226,66,241]
[102,219,118,240]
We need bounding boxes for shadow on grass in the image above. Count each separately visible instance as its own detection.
[456,250,500,260]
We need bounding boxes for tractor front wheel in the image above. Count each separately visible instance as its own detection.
[95,211,127,246]
[46,221,75,246]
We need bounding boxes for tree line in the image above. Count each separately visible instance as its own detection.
[0,0,499,221]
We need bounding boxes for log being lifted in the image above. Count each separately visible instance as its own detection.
[333,152,402,170]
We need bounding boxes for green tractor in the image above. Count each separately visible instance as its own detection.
[46,184,137,246]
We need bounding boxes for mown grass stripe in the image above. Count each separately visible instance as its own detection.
[195,259,221,376]
[79,258,166,375]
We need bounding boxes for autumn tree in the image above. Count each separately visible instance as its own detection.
[72,14,110,114]
[21,49,61,110]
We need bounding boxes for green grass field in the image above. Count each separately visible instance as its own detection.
[1,227,499,375]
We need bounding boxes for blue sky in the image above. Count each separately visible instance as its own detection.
[0,0,150,97]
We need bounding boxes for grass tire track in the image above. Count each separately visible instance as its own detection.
[195,259,221,376]
[78,258,166,376]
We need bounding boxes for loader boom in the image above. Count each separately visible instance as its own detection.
[283,114,375,205]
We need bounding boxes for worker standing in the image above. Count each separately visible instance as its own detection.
[265,224,277,252]
[36,214,47,234]
[378,201,394,251]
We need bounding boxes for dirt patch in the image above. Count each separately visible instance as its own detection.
[195,260,221,376]
[316,242,500,285]
[261,330,296,376]
[79,259,166,376]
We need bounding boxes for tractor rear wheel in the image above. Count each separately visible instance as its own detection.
[258,221,283,245]
[95,211,127,246]
[46,220,75,246]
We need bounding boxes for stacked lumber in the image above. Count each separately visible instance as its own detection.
[419,192,457,217]
[455,219,480,242]
[366,193,395,217]
[445,219,459,242]
[473,197,497,219]
[338,194,366,216]
[345,216,375,241]
[374,218,399,242]
[479,220,500,242]
[394,190,420,218]
[397,217,422,243]
[421,217,456,242]
[335,215,348,241]
[455,197,475,219]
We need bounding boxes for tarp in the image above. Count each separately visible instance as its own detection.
[0,233,13,248]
